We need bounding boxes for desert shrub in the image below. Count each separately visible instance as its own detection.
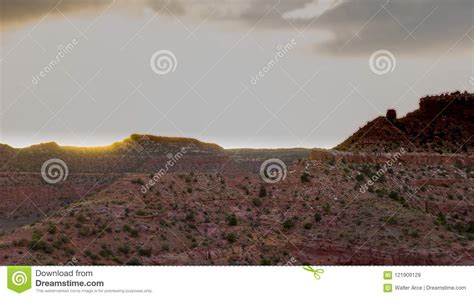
[323,203,331,214]
[136,209,146,216]
[118,244,131,255]
[409,230,420,238]
[227,214,238,226]
[130,229,139,238]
[452,220,474,235]
[185,210,195,222]
[252,198,263,207]
[29,230,52,253]
[314,213,322,222]
[389,191,407,205]
[126,257,142,265]
[467,221,474,234]
[76,214,86,223]
[99,246,113,258]
[47,222,57,234]
[78,226,91,237]
[282,218,296,230]
[84,250,99,261]
[138,247,152,257]
[258,185,267,198]
[123,224,132,233]
[131,178,145,186]
[436,212,447,225]
[303,223,312,229]
[300,172,311,183]
[375,188,386,198]
[225,233,237,243]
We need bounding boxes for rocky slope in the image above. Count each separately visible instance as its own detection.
[0,158,472,265]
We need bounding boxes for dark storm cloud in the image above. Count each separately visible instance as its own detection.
[2,0,472,55]
[142,0,473,55]
[312,0,474,55]
[0,0,112,28]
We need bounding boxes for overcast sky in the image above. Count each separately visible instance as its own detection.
[1,0,473,148]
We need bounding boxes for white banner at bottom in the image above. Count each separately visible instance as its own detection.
[1,266,471,297]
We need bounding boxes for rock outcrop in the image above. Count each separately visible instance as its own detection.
[335,91,473,153]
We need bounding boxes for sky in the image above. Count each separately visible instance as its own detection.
[0,0,473,149]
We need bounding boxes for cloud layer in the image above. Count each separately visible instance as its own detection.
[1,0,472,55]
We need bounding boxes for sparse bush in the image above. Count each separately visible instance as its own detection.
[47,222,57,234]
[282,218,296,230]
[123,224,132,233]
[225,233,237,243]
[258,185,267,198]
[131,178,145,186]
[118,244,131,255]
[138,247,152,257]
[130,229,139,238]
[409,230,420,238]
[99,246,113,258]
[126,257,142,265]
[185,210,195,222]
[252,198,263,207]
[314,213,322,222]
[227,214,238,226]
[323,203,331,214]
[300,172,311,183]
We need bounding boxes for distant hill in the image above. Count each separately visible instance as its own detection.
[335,91,474,153]
[0,134,310,174]
[0,134,226,173]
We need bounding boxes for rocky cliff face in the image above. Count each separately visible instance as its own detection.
[310,148,474,166]
[335,91,474,153]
